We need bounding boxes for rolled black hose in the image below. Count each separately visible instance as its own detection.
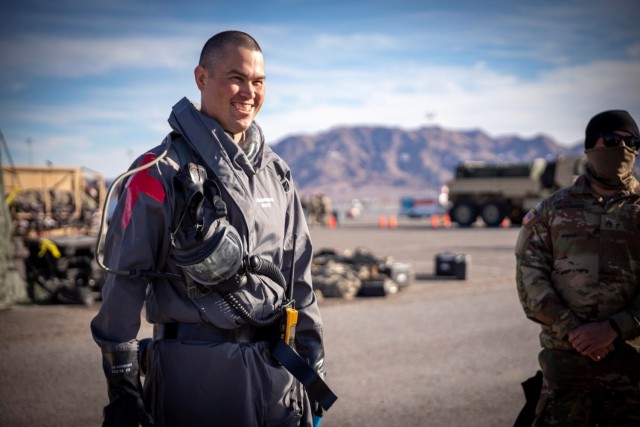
[247,255,287,289]
[220,255,288,328]
[223,293,283,327]
[131,257,288,327]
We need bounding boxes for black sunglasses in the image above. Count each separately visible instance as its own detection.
[601,133,640,149]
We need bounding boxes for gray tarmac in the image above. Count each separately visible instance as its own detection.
[0,217,541,426]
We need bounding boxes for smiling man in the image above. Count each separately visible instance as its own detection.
[195,34,265,142]
[91,31,329,427]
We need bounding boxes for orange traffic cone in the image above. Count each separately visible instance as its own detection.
[501,217,511,228]
[442,214,451,228]
[389,215,398,229]
[328,214,337,229]
[378,215,388,228]
[431,214,440,228]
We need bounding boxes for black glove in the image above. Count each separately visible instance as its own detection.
[295,327,326,418]
[295,327,326,377]
[101,344,153,427]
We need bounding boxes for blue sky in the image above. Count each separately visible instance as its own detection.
[1,0,639,178]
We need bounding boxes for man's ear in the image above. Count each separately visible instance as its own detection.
[194,65,207,91]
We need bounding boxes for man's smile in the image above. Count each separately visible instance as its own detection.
[233,102,253,113]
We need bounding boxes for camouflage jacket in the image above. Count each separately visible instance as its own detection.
[516,174,640,350]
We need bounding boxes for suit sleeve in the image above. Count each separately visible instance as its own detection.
[91,152,172,349]
[283,183,325,376]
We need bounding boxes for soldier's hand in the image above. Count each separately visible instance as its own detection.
[586,343,614,362]
[568,321,617,356]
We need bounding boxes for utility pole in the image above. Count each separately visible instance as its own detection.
[26,137,33,164]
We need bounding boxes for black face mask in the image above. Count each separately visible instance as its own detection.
[584,145,637,190]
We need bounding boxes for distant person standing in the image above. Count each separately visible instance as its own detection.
[516,110,640,425]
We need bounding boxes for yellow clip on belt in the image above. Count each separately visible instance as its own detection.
[281,307,298,347]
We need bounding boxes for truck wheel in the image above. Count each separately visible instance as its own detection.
[481,201,505,227]
[451,201,478,227]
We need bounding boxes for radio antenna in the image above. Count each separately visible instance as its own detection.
[287,233,296,302]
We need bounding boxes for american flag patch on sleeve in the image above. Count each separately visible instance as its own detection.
[522,209,536,226]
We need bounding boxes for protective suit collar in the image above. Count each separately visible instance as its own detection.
[169,99,243,171]
[167,97,278,174]
[167,97,284,255]
[167,98,255,250]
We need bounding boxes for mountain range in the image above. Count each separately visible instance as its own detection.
[271,125,584,203]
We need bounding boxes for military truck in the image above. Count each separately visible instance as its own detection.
[446,155,585,227]
[3,165,107,304]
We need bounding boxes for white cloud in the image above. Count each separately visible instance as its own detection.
[260,58,640,145]
[0,34,200,79]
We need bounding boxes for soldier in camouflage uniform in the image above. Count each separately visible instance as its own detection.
[516,110,640,426]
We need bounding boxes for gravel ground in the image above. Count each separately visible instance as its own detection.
[0,219,541,426]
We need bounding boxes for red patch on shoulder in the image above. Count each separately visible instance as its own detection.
[121,153,165,228]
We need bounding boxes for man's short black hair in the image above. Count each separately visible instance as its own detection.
[199,31,262,69]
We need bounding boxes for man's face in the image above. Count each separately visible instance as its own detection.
[195,44,265,138]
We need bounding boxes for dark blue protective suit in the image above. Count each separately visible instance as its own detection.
[91,97,325,427]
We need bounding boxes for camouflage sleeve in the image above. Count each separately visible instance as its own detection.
[610,301,640,340]
[515,206,582,340]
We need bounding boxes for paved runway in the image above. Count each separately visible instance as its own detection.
[0,219,541,426]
